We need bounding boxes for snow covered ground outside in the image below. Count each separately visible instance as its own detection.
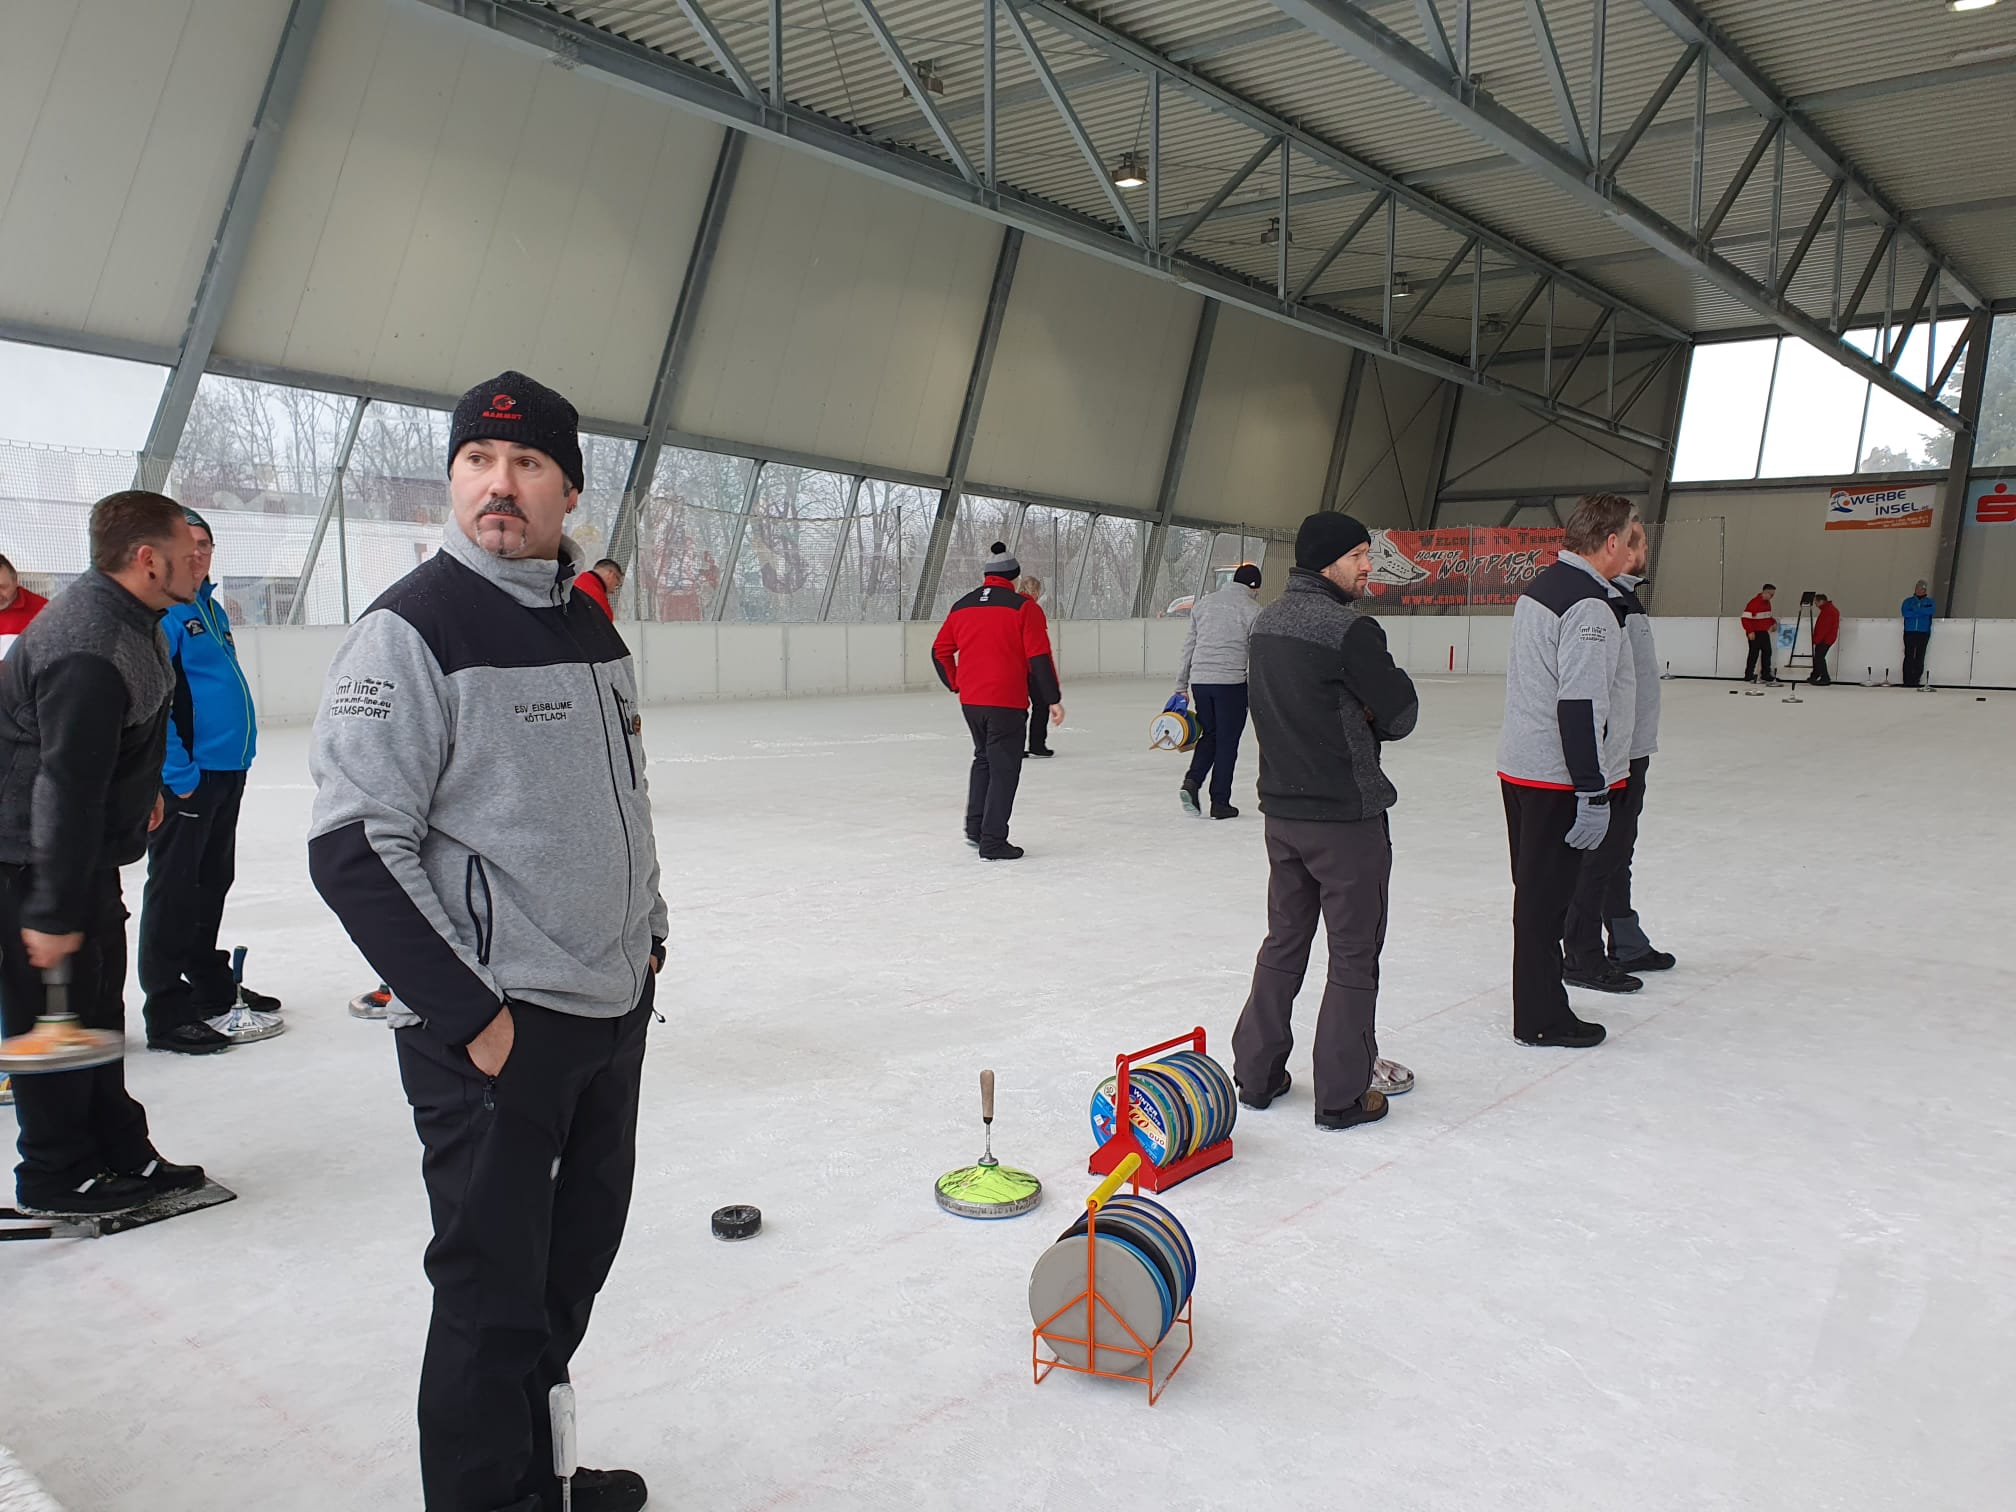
[3,675,2012,1510]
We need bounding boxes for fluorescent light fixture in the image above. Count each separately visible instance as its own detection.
[1392,273,1413,299]
[1110,152,1147,189]
[1947,0,1999,12]
[913,57,946,95]
[1259,216,1290,246]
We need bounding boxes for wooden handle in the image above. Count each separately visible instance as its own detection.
[1087,1153,1142,1211]
[979,1068,995,1122]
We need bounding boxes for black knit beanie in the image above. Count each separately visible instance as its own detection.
[448,371,584,491]
[1294,511,1371,571]
[1232,563,1262,589]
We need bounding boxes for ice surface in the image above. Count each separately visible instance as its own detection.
[3,676,2012,1510]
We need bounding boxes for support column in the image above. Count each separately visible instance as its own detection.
[1932,310,1992,613]
[1318,350,1368,512]
[287,395,367,624]
[710,460,766,622]
[816,476,865,621]
[611,130,746,570]
[1134,300,1220,616]
[1642,341,1695,600]
[1423,381,1462,527]
[137,0,329,491]
[912,227,1023,620]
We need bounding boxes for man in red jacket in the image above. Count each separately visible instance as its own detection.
[932,543,1063,861]
[0,555,49,645]
[572,557,624,619]
[1808,593,1840,686]
[1741,583,1778,684]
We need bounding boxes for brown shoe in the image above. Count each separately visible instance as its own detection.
[1315,1089,1388,1130]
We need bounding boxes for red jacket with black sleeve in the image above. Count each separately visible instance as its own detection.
[932,574,1061,709]
[1741,595,1776,635]
[1814,602,1840,646]
[572,570,613,620]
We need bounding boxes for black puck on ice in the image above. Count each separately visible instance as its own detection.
[712,1204,762,1241]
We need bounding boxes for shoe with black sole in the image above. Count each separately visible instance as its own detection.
[1611,949,1676,973]
[1236,1070,1292,1110]
[15,1171,153,1218]
[1515,1019,1607,1048]
[1563,965,1644,994]
[1027,748,1054,758]
[965,834,980,849]
[147,1022,233,1055]
[1209,803,1239,820]
[121,1153,207,1196]
[1315,1089,1389,1130]
[236,986,283,1013]
[1179,784,1201,817]
[978,843,1025,862]
[569,1467,648,1512]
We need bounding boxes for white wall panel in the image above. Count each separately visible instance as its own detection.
[670,140,1000,478]
[0,0,288,347]
[845,623,905,690]
[1951,515,2016,619]
[1440,349,1672,498]
[1175,309,1349,531]
[966,238,1200,512]
[784,623,849,694]
[1333,358,1445,529]
[217,0,721,422]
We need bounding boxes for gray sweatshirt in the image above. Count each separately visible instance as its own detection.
[1497,550,1635,792]
[307,525,667,1045]
[1177,583,1262,686]
[1614,574,1660,759]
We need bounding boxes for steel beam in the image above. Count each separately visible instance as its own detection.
[816,476,865,621]
[672,0,763,104]
[1320,350,1369,513]
[1932,313,1990,612]
[611,131,746,570]
[1600,44,1699,180]
[1521,0,1589,164]
[852,0,979,184]
[710,461,765,622]
[1263,0,1970,429]
[1395,237,1478,342]
[287,394,367,625]
[913,229,1023,620]
[137,0,328,491]
[1165,136,1279,256]
[1136,302,1219,616]
[1000,2,1142,241]
[1423,382,1462,527]
[1772,179,1844,301]
[1292,192,1387,303]
[1480,276,1550,374]
[1412,0,1456,73]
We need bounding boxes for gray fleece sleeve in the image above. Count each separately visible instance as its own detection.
[306,611,505,1044]
[1554,597,1616,794]
[1176,608,1199,687]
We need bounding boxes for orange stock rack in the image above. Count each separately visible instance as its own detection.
[1030,1153,1195,1405]
[1087,1026,1234,1193]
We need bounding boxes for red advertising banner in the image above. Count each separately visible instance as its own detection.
[1363,527,1564,607]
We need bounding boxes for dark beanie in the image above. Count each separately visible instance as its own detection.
[448,371,584,491]
[1294,511,1371,571]
[984,541,1022,579]
[1232,563,1262,589]
[182,505,213,541]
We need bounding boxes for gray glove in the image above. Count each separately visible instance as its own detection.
[1565,793,1611,851]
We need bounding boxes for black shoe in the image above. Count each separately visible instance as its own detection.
[1611,949,1676,973]
[1236,1070,1292,1110]
[147,1022,233,1055]
[569,1467,648,1512]
[1209,803,1239,820]
[1027,747,1054,758]
[1315,1090,1389,1130]
[978,843,1025,861]
[121,1153,206,1195]
[1516,1018,1607,1048]
[237,986,282,1013]
[1179,784,1201,817]
[965,833,980,849]
[15,1171,152,1218]
[1563,964,1644,994]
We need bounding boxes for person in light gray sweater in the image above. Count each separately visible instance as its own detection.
[1176,563,1263,818]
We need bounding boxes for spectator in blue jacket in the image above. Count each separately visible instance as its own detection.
[137,508,280,1053]
[1900,580,1935,689]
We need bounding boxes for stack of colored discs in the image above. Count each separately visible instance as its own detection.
[1088,1050,1237,1168]
[1029,1193,1199,1376]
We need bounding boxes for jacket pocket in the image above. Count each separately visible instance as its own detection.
[610,688,639,789]
[464,855,496,966]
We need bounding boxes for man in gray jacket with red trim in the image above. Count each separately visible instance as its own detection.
[1497,494,1641,1050]
[309,373,663,1512]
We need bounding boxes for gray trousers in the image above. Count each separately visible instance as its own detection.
[1232,814,1390,1117]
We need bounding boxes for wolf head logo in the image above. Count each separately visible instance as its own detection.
[1368,531,1431,587]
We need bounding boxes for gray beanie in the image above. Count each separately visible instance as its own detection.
[983,541,1021,579]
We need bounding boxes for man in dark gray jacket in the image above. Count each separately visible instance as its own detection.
[1176,563,1262,819]
[309,374,663,1512]
[1232,514,1419,1132]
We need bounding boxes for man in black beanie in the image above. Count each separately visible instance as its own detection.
[310,371,659,1512]
[1232,513,1419,1132]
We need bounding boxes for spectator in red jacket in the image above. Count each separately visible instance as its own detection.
[1016,575,1056,757]
[1741,583,1777,684]
[932,543,1063,861]
[572,557,624,620]
[1808,593,1840,686]
[0,555,49,644]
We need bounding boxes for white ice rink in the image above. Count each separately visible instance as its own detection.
[4,674,2012,1511]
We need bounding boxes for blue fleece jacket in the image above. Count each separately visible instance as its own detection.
[161,580,257,793]
[1901,594,1935,633]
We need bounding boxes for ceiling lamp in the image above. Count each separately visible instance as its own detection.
[913,57,946,94]
[1480,314,1507,337]
[1259,216,1291,245]
[1391,272,1414,299]
[1947,1,1999,12]
[1110,152,1147,189]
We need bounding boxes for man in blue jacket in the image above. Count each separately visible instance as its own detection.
[1901,580,1935,688]
[137,508,279,1053]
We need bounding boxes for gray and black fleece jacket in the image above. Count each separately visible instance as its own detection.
[1248,568,1419,822]
[308,526,668,1047]
[1176,582,1262,687]
[1497,550,1635,793]
[1614,573,1659,760]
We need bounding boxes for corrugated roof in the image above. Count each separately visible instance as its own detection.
[546,0,2016,332]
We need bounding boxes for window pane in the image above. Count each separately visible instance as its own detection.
[342,402,456,615]
[1977,313,2016,467]
[1075,515,1147,619]
[720,465,853,623]
[569,434,637,607]
[932,495,1021,615]
[1672,338,1776,481]
[632,447,753,622]
[0,338,167,450]
[0,445,146,602]
[1015,506,1093,617]
[830,480,931,621]
[1759,338,1866,479]
[1149,526,1213,616]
